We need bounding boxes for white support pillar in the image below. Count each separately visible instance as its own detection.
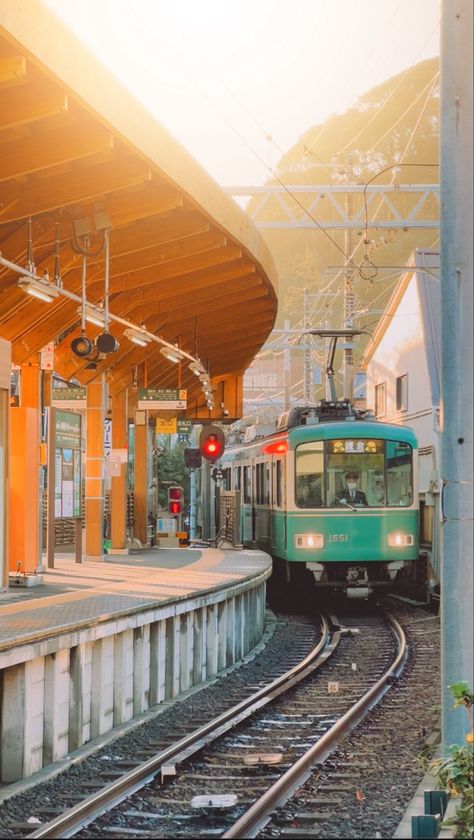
[91,636,114,738]
[192,608,203,685]
[133,625,150,715]
[113,629,134,725]
[217,600,227,671]
[1,664,25,782]
[171,615,181,698]
[226,598,236,667]
[69,642,93,750]
[23,658,45,777]
[154,618,167,704]
[234,594,244,662]
[43,650,70,765]
[206,604,218,678]
[179,611,194,693]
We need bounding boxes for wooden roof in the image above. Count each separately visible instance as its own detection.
[0,1,277,414]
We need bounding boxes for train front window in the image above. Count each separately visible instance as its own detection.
[295,442,324,508]
[386,441,413,506]
[326,438,412,507]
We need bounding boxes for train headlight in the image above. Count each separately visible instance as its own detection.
[295,534,324,549]
[388,532,414,547]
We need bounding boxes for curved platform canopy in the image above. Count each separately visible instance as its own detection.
[0,1,277,420]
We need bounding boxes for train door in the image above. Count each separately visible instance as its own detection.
[242,462,253,544]
[251,463,256,542]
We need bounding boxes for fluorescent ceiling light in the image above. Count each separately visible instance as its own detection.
[160,346,184,364]
[77,305,106,328]
[18,276,59,303]
[124,328,151,347]
[189,360,205,376]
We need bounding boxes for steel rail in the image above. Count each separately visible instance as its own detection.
[222,611,407,839]
[29,613,339,839]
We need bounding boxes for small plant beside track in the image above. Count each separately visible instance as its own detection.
[430,682,474,839]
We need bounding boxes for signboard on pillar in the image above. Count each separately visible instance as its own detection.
[138,388,187,410]
[51,386,86,410]
[40,342,55,371]
[54,410,82,518]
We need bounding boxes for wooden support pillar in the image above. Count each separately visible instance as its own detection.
[85,380,105,559]
[9,363,41,575]
[111,389,128,550]
[133,409,148,546]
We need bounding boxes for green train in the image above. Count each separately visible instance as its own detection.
[220,401,419,599]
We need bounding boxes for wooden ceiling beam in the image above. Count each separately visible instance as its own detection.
[0,156,153,224]
[87,243,243,295]
[0,121,115,182]
[0,82,68,131]
[63,229,228,284]
[0,55,26,83]
[83,212,210,261]
[110,262,257,312]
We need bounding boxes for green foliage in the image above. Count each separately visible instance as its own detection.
[249,56,440,338]
[430,683,474,839]
[156,438,190,510]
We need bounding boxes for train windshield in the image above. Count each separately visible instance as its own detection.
[295,438,413,508]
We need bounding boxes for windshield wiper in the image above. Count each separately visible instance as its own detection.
[338,498,359,512]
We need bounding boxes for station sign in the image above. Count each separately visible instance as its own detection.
[138,388,187,410]
[52,386,86,409]
[156,417,193,435]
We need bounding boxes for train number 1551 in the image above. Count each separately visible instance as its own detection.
[329,533,349,542]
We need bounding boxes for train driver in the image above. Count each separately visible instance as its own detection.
[336,470,368,506]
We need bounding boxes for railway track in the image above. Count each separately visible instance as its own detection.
[17,606,405,839]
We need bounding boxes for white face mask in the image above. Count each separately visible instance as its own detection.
[347,482,357,492]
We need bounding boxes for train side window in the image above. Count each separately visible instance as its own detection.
[265,463,271,505]
[295,442,324,508]
[276,460,283,507]
[235,465,241,491]
[243,466,251,503]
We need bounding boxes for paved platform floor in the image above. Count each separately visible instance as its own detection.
[0,547,272,651]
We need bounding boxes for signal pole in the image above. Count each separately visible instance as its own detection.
[303,289,312,403]
[439,0,473,746]
[343,154,355,401]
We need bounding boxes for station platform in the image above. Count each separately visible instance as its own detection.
[0,546,272,784]
[0,546,272,651]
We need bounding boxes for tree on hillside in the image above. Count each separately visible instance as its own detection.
[248,57,440,335]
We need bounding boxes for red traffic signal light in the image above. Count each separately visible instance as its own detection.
[199,425,225,462]
[168,486,184,515]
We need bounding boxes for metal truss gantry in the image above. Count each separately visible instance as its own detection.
[225,184,440,230]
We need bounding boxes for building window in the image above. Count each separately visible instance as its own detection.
[375,382,386,417]
[396,374,408,411]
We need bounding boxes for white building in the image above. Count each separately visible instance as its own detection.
[360,249,441,596]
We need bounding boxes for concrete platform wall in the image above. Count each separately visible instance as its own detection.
[0,577,266,783]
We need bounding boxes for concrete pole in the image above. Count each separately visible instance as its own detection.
[303,289,312,403]
[283,319,291,411]
[343,155,355,401]
[439,0,473,746]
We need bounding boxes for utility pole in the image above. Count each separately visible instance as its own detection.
[283,318,291,411]
[343,154,355,401]
[303,289,312,403]
[439,0,473,746]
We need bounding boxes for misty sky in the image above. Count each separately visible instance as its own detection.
[45,0,440,185]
